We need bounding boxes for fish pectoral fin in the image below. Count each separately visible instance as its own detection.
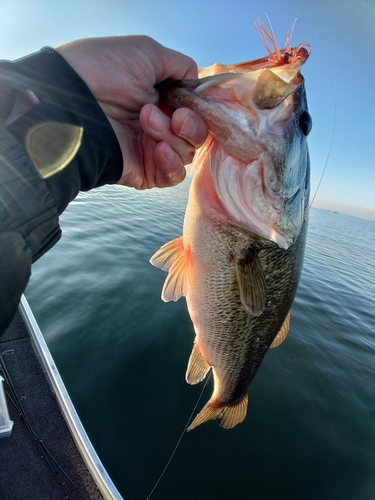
[270,312,291,348]
[149,237,191,302]
[187,394,248,432]
[186,342,211,385]
[235,247,266,316]
[150,237,184,271]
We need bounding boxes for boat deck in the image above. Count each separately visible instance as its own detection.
[0,308,109,499]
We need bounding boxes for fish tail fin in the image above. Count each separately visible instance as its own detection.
[149,237,192,302]
[187,394,248,432]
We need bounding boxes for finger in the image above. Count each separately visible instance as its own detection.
[140,104,196,165]
[140,133,186,189]
[171,108,208,148]
[155,42,199,81]
[153,142,186,187]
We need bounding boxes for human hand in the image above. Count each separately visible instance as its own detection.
[56,36,208,189]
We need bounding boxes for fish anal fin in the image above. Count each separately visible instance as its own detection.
[270,312,291,348]
[187,394,248,432]
[186,342,211,385]
[149,237,192,302]
[235,247,266,316]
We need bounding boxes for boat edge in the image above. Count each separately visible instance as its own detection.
[19,295,123,500]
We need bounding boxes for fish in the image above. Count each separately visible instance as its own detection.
[150,18,312,431]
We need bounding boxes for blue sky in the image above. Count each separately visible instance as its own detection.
[1,0,374,220]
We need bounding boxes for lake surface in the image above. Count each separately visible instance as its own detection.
[26,181,375,500]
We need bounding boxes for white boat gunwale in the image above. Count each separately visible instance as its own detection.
[19,295,123,500]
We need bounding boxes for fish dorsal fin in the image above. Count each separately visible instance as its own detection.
[186,342,211,385]
[235,247,266,316]
[187,394,248,431]
[149,237,191,302]
[270,312,291,348]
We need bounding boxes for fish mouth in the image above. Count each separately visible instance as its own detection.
[210,146,302,249]
[208,80,310,250]
[158,31,311,249]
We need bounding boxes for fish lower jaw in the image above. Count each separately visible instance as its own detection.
[210,151,296,249]
[213,198,293,249]
[246,219,294,250]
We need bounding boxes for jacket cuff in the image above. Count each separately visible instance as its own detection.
[1,47,123,213]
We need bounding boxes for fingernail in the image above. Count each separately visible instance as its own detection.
[149,108,165,133]
[180,114,196,138]
[164,145,175,162]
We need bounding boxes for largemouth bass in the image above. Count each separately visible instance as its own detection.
[150,19,312,431]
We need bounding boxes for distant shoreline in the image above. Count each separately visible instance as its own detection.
[311,206,375,223]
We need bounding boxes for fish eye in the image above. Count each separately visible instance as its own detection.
[299,110,312,136]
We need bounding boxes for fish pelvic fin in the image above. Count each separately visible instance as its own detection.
[187,394,248,432]
[149,237,192,302]
[270,311,291,348]
[186,342,211,385]
[235,247,266,316]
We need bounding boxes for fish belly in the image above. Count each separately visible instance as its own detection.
[182,165,307,431]
[185,217,260,403]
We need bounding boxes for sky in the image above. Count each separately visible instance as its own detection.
[1,0,374,221]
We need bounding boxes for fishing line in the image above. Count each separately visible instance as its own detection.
[145,371,212,500]
[146,38,335,500]
[309,53,337,209]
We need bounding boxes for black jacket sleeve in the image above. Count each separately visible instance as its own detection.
[0,47,123,333]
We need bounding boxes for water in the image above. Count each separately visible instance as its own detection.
[25,182,375,500]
